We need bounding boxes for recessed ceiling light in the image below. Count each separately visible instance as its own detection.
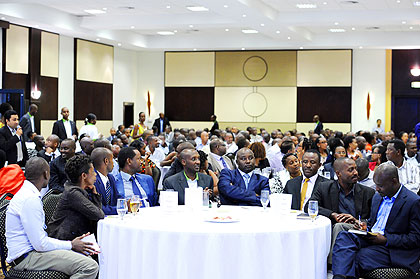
[1,17,5,20]
[299,47,304,49]
[96,38,100,41]
[409,26,414,29]
[260,23,265,27]
[329,28,346,32]
[241,48,245,50]
[174,30,178,33]
[276,30,280,34]
[242,29,259,34]
[396,0,401,3]
[287,36,291,40]
[166,5,171,9]
[84,9,106,14]
[130,26,135,29]
[242,14,247,17]
[334,22,339,25]
[224,5,229,8]
[359,46,363,49]
[225,28,229,31]
[189,25,194,28]
[117,43,122,46]
[351,27,356,30]
[296,3,317,8]
[102,7,107,11]
[323,1,328,4]
[402,21,407,24]
[193,48,197,51]
[157,31,175,35]
[413,1,420,6]
[186,6,209,12]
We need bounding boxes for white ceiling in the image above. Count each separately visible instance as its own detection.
[0,0,419,51]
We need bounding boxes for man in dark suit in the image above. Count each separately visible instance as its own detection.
[52,107,78,141]
[91,147,122,215]
[284,150,329,210]
[49,139,76,192]
[332,164,420,278]
[313,114,323,135]
[19,104,38,142]
[153,113,170,135]
[210,115,219,136]
[37,135,60,163]
[113,147,158,206]
[163,149,213,205]
[163,141,195,181]
[218,148,269,206]
[0,110,28,167]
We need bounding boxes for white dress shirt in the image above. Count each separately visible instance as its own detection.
[79,124,98,140]
[358,170,376,190]
[211,153,231,170]
[30,114,35,133]
[6,180,72,263]
[301,174,319,208]
[8,125,23,162]
[267,144,284,172]
[120,171,149,207]
[146,146,166,166]
[63,119,73,139]
[98,171,109,187]
[385,160,420,193]
[238,169,253,189]
[226,142,238,154]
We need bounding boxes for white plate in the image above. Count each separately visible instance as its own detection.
[205,216,240,223]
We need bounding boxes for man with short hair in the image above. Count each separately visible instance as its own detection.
[332,164,420,278]
[0,110,29,167]
[225,132,237,154]
[218,148,269,206]
[107,128,117,142]
[163,141,195,181]
[356,136,369,158]
[49,139,76,192]
[5,157,99,278]
[37,135,60,163]
[146,136,165,166]
[313,114,323,135]
[196,131,210,153]
[208,139,235,176]
[385,139,420,193]
[92,148,122,215]
[52,107,78,141]
[267,140,294,172]
[210,115,219,136]
[283,150,329,210]
[153,113,170,135]
[80,137,94,156]
[250,127,263,143]
[163,149,213,205]
[114,147,157,206]
[405,140,420,169]
[19,104,38,142]
[27,135,45,159]
[356,158,375,190]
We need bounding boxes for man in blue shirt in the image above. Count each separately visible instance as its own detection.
[332,164,420,278]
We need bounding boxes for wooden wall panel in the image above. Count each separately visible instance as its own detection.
[391,50,420,96]
[5,24,29,74]
[297,87,351,123]
[36,76,58,120]
[164,87,214,121]
[74,80,113,120]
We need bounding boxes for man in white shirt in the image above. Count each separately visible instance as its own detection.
[196,131,209,152]
[145,135,166,166]
[5,157,98,278]
[225,132,238,154]
[249,127,263,143]
[267,140,294,172]
[385,139,420,193]
[405,140,420,170]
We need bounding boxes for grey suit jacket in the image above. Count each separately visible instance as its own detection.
[19,113,33,142]
[162,171,213,205]
[207,152,236,176]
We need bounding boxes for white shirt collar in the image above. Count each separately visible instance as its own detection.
[238,168,253,178]
[303,173,318,184]
[97,170,109,186]
[211,152,222,161]
[23,180,41,198]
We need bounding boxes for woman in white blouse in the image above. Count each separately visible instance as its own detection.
[79,113,99,140]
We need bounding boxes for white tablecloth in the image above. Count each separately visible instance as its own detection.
[98,206,331,279]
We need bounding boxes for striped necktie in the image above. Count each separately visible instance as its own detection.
[105,180,111,204]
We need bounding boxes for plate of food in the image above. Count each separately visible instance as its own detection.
[205,215,239,223]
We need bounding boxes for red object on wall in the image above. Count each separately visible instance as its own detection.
[367,92,371,120]
[147,91,151,117]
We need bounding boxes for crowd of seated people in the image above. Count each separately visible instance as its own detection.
[0,103,419,278]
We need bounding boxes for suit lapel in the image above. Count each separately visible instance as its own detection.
[234,169,246,189]
[353,184,363,217]
[385,187,407,228]
[330,181,340,212]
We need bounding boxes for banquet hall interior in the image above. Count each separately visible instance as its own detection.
[0,0,420,279]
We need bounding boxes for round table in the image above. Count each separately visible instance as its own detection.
[98,206,331,279]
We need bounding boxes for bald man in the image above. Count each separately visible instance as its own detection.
[162,141,195,181]
[196,131,210,153]
[163,149,213,205]
[49,139,76,192]
[332,164,420,278]
[37,135,60,163]
[52,107,78,141]
[218,148,269,206]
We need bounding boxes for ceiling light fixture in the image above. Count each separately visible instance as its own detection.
[409,26,414,29]
[1,17,5,20]
[157,31,175,35]
[359,46,363,49]
[193,48,197,51]
[241,48,245,50]
[130,26,135,29]
[242,14,247,17]
[224,5,229,8]
[166,5,171,9]
[334,22,339,25]
[96,38,100,41]
[242,29,259,34]
[329,28,346,32]
[402,21,407,24]
[300,47,304,49]
[323,1,328,4]
[102,7,107,11]
[186,6,209,12]
[117,43,122,46]
[225,28,229,31]
[296,3,317,8]
[276,30,280,34]
[396,0,401,3]
[84,9,106,14]
[411,67,420,76]
[413,1,420,6]
[351,27,356,30]
[287,36,291,40]
[260,23,265,27]
[189,24,194,28]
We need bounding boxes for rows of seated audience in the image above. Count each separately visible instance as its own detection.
[0,103,419,278]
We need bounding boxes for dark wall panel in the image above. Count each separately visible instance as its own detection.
[35,76,58,120]
[74,80,113,120]
[2,72,28,116]
[165,87,214,121]
[297,87,351,123]
[392,50,420,96]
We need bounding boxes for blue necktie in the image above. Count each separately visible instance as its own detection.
[130,176,148,208]
[243,173,250,189]
[105,180,111,204]
[220,157,228,169]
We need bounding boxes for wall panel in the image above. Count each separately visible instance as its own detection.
[41,32,59,78]
[5,24,29,74]
[165,52,215,87]
[74,80,113,120]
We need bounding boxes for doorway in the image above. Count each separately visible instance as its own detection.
[123,102,134,128]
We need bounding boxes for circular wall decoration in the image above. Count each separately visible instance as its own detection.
[242,91,268,118]
[242,56,268,82]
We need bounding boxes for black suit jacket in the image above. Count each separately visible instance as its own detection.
[153,117,170,135]
[162,171,213,205]
[19,113,34,142]
[283,175,329,210]
[0,126,28,166]
[367,186,420,273]
[314,122,323,134]
[37,149,58,163]
[306,180,375,222]
[49,155,68,192]
[52,119,78,141]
